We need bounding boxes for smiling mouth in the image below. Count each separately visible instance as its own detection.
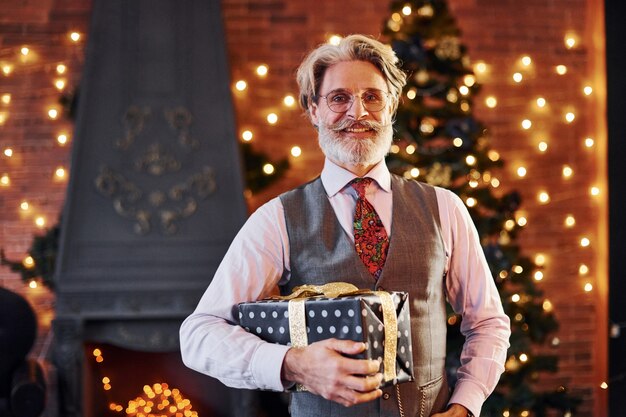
[344,127,373,133]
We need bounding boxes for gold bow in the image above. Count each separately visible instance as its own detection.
[272,282,398,384]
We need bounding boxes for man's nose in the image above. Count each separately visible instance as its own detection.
[346,96,369,119]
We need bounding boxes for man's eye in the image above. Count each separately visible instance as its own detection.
[329,94,350,103]
[364,92,383,102]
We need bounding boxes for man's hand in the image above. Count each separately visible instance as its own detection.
[431,403,472,417]
[281,338,383,407]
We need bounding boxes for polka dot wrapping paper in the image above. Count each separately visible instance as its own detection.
[237,291,414,388]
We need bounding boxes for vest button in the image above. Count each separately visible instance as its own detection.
[382,392,390,400]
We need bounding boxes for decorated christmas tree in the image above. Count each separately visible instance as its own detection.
[382,1,580,416]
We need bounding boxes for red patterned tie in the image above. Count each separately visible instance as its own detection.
[350,178,389,279]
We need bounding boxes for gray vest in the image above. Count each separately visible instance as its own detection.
[279,175,450,417]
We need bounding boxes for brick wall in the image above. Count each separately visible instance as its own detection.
[0,0,606,415]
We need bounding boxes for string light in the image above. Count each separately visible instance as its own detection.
[521,56,532,66]
[583,85,593,95]
[47,108,59,119]
[290,146,302,157]
[600,382,608,390]
[564,33,578,49]
[328,35,342,45]
[69,32,81,42]
[266,113,278,124]
[35,216,46,228]
[453,137,463,147]
[283,95,295,107]
[513,72,523,83]
[2,63,13,76]
[256,64,268,77]
[535,254,546,266]
[241,130,253,141]
[29,280,38,289]
[406,89,417,100]
[534,271,544,281]
[463,74,476,86]
[584,137,595,148]
[580,237,590,247]
[56,63,67,74]
[516,167,527,177]
[405,144,416,154]
[55,167,66,179]
[579,264,589,275]
[465,155,476,165]
[57,133,69,145]
[538,141,548,152]
[562,165,573,178]
[466,197,477,207]
[0,112,7,125]
[538,191,550,204]
[584,282,593,292]
[0,174,9,186]
[401,5,412,15]
[565,215,576,227]
[262,163,275,175]
[20,201,29,211]
[235,80,247,91]
[543,300,553,312]
[21,47,30,56]
[485,96,497,108]
[410,168,419,178]
[536,97,546,108]
[519,353,528,362]
[590,186,600,196]
[565,112,575,123]
[473,61,487,74]
[521,119,532,129]
[1,93,10,104]
[556,65,568,75]
[511,294,521,302]
[3,148,13,157]
[22,256,35,268]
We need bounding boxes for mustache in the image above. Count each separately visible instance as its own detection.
[324,119,385,132]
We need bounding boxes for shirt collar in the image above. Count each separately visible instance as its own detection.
[320,158,392,197]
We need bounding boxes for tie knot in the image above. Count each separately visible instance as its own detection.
[349,177,373,199]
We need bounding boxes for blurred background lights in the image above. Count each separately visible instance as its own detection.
[474,61,487,74]
[521,56,532,66]
[565,215,576,227]
[536,97,546,107]
[328,35,342,45]
[583,85,593,95]
[256,64,268,76]
[262,163,275,175]
[516,167,527,177]
[538,141,548,152]
[56,63,67,74]
[580,237,590,247]
[20,201,29,211]
[235,80,247,91]
[69,32,81,42]
[290,146,301,157]
[521,119,532,129]
[565,112,575,123]
[556,65,568,75]
[562,165,573,178]
[579,264,589,275]
[241,130,253,141]
[485,96,497,108]
[283,95,295,107]
[47,108,59,119]
[513,72,523,83]
[538,191,550,204]
[402,5,412,15]
[20,47,30,56]
[1,93,10,104]
[266,113,278,124]
[590,186,600,196]
[35,216,46,228]
[57,133,68,145]
[585,137,595,147]
[535,254,546,266]
[584,282,593,292]
[4,148,13,157]
[0,174,9,186]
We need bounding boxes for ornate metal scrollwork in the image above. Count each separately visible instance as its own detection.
[165,106,199,149]
[115,106,151,150]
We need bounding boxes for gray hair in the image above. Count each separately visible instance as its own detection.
[296,34,407,120]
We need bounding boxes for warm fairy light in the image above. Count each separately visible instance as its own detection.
[55,167,66,179]
[564,33,578,49]
[600,382,608,390]
[48,108,59,119]
[29,280,38,289]
[521,56,532,66]
[69,32,81,42]
[328,35,342,45]
[402,5,412,15]
[465,155,476,166]
[543,300,553,312]
[54,79,66,90]
[488,150,500,161]
[584,282,593,292]
[513,72,523,83]
[1,93,10,104]
[459,85,469,96]
[517,216,527,227]
[266,113,278,124]
[463,74,476,87]
[453,137,463,147]
[102,377,110,384]
[521,119,532,129]
[93,348,102,357]
[516,167,527,177]
[410,168,420,178]
[0,112,7,124]
[241,130,253,141]
[534,271,544,281]
[20,201,29,211]
[390,144,400,153]
[585,137,595,148]
[23,256,35,268]
[56,64,67,74]
[406,89,417,100]
[536,97,546,108]
[235,80,247,91]
[503,411,510,417]
[460,101,470,112]
[256,64,268,77]
[538,191,550,204]
[565,215,576,227]
[21,47,30,56]
[96,356,103,363]
[511,294,521,302]
[538,141,548,152]
[519,353,528,362]
[590,186,600,196]
[474,61,487,74]
[469,180,478,188]
[405,144,416,154]
[485,96,497,108]
[535,254,546,266]
[466,197,477,207]
[579,264,589,275]
[562,165,573,178]
[35,217,46,228]
[580,237,590,247]
[283,95,296,107]
[262,163,275,175]
[57,133,68,145]
[290,146,302,157]
[4,148,13,157]
[2,64,13,76]
[556,65,567,75]
[103,384,111,391]
[565,112,575,123]
[504,220,515,231]
[491,178,500,188]
[0,174,9,186]
[583,85,593,95]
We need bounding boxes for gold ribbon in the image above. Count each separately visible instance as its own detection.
[272,282,398,383]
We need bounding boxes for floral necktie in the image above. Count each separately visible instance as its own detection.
[349,178,389,280]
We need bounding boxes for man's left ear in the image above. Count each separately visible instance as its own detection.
[309,102,320,125]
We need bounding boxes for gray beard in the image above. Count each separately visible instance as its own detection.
[317,119,393,168]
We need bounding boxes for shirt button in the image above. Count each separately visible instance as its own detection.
[382,393,390,400]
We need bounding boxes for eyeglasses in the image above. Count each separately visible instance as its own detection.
[316,89,390,113]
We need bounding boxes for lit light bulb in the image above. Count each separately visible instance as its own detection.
[390,144,400,153]
[590,186,600,196]
[513,265,523,274]
[534,271,544,281]
[465,197,477,207]
[517,216,527,227]
[521,56,532,66]
[0,112,7,124]
[556,65,567,75]
[402,5,412,15]
[459,85,469,96]
[585,137,595,148]
[405,144,416,155]
[519,353,528,362]
[521,119,532,129]
[21,47,30,56]
[584,282,593,292]
[35,216,46,227]
[488,150,500,161]
[580,237,590,247]
[406,89,417,100]
[564,33,577,49]
[474,61,487,74]
[262,163,275,175]
[579,264,589,275]
[463,75,476,87]
[20,201,29,210]
[565,112,575,123]
[565,215,576,227]
[516,167,527,177]
[48,108,59,119]
[57,133,68,144]
[56,64,67,74]
[256,65,268,77]
[538,191,550,204]
[3,148,13,157]
[23,256,35,268]
[511,294,521,302]
[29,280,38,289]
[562,165,573,178]
[328,35,342,45]
[241,130,253,141]
[410,168,419,178]
[235,80,247,91]
[538,141,548,152]
[283,95,295,107]
[69,32,81,42]
[266,113,278,124]
[485,96,497,108]
[465,155,476,165]
[290,146,302,157]
[55,167,66,178]
[583,86,593,95]
[543,300,553,312]
[1,93,10,104]
[0,173,9,186]
[55,79,66,90]
[536,97,546,107]
[513,72,523,83]
[2,64,14,76]
[453,137,463,147]
[600,382,608,390]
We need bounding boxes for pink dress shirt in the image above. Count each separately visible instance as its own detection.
[180,158,510,417]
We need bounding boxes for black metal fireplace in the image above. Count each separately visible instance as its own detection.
[52,1,247,416]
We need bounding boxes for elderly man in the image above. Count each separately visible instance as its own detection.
[180,34,510,417]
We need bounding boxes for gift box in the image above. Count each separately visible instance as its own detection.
[237,282,414,388]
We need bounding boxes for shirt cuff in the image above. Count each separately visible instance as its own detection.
[448,379,486,417]
[250,342,292,391]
